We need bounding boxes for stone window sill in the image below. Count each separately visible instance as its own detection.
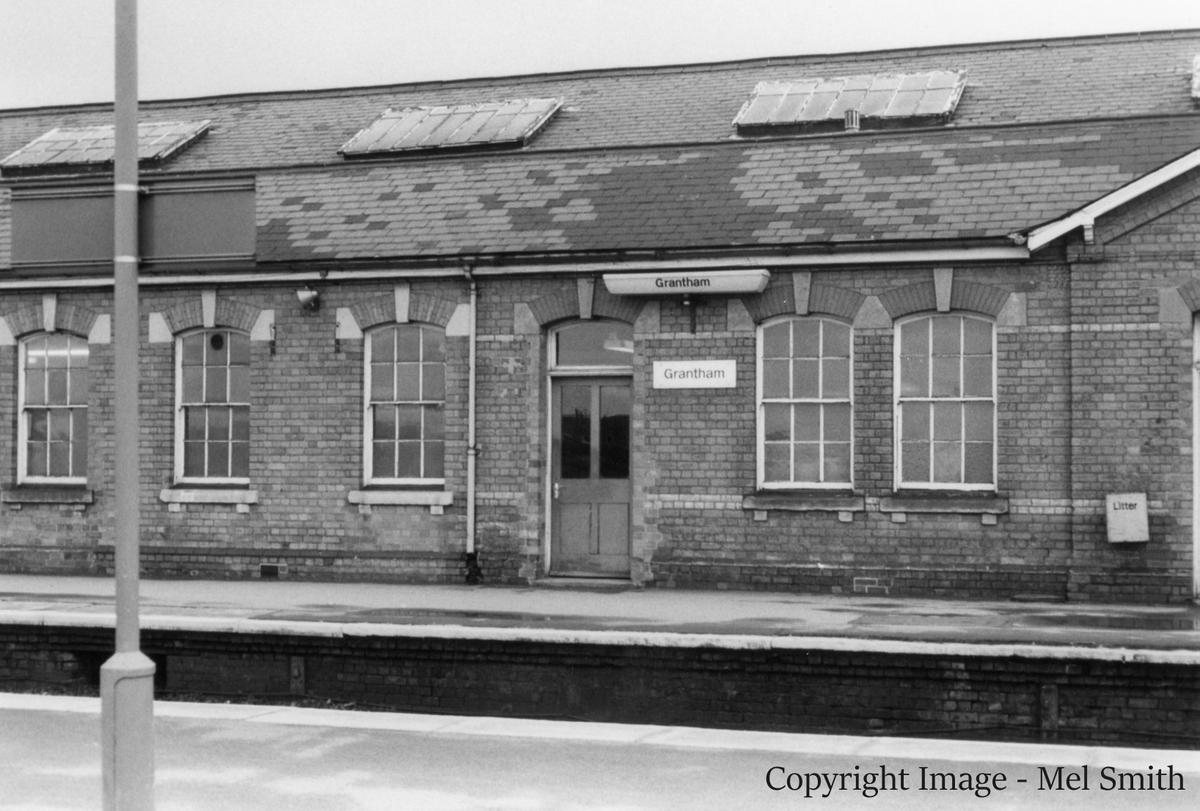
[348,489,454,515]
[880,493,1009,525]
[2,486,94,509]
[742,491,864,523]
[159,488,258,513]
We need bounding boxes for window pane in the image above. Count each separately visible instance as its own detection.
[555,322,634,366]
[185,407,206,441]
[209,407,230,441]
[794,443,820,483]
[900,356,928,397]
[764,443,790,482]
[963,357,992,397]
[231,407,250,442]
[229,366,250,403]
[205,367,227,403]
[396,326,420,362]
[964,442,994,484]
[762,322,790,358]
[25,370,45,405]
[931,317,960,356]
[825,442,851,483]
[793,359,819,398]
[47,370,68,404]
[67,335,88,366]
[372,441,394,479]
[184,442,205,477]
[793,320,820,358]
[900,319,928,357]
[931,356,960,397]
[933,441,962,483]
[46,333,70,367]
[228,332,250,365]
[764,404,791,442]
[560,386,591,479]
[395,441,421,478]
[395,363,420,400]
[822,358,849,399]
[370,363,393,402]
[71,410,88,476]
[230,442,250,478]
[424,441,445,479]
[49,409,71,441]
[28,409,48,441]
[963,318,992,355]
[423,327,445,363]
[373,405,395,440]
[761,360,789,398]
[205,331,228,366]
[901,402,930,441]
[49,442,70,477]
[933,402,962,441]
[27,442,47,476]
[964,402,993,441]
[422,362,444,401]
[824,321,850,358]
[424,405,445,442]
[68,369,88,405]
[25,337,47,368]
[371,329,394,363]
[794,403,820,441]
[207,442,229,478]
[599,386,630,480]
[181,333,204,366]
[182,367,203,403]
[824,403,851,442]
[396,405,421,440]
[901,441,930,482]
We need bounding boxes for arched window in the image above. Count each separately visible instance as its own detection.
[19,332,89,483]
[895,313,995,489]
[757,316,853,488]
[176,328,250,482]
[365,323,445,483]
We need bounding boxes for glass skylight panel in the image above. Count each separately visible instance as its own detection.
[340,98,562,156]
[0,121,210,170]
[735,71,967,130]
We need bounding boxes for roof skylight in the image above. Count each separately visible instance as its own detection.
[0,120,210,171]
[734,71,967,132]
[340,98,562,157]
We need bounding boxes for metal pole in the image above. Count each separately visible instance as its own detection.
[101,0,156,807]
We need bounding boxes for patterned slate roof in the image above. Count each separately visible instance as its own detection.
[256,117,1200,261]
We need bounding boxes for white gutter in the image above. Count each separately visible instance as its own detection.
[1026,146,1200,252]
[0,246,1030,291]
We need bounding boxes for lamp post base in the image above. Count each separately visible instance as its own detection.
[101,650,156,810]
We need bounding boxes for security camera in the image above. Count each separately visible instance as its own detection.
[296,286,320,311]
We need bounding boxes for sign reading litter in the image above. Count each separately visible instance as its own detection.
[1105,492,1149,543]
[652,360,736,389]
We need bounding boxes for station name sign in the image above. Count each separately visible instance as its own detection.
[652,360,737,389]
[603,269,770,296]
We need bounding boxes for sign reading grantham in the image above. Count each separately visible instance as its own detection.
[652,360,737,389]
[603,269,770,296]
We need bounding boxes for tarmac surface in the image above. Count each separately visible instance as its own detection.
[0,574,1198,659]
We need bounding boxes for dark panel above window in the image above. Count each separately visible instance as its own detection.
[0,121,210,175]
[10,179,254,271]
[735,71,966,134]
[340,98,561,157]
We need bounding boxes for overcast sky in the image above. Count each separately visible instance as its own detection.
[2,0,1199,109]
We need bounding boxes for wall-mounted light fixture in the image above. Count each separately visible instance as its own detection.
[296,285,320,312]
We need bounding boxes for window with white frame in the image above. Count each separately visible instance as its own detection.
[758,316,853,488]
[895,313,995,489]
[19,333,89,483]
[176,329,250,482]
[365,323,445,483]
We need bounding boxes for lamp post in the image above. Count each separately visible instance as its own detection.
[101,0,156,807]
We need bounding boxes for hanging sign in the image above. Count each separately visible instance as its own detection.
[1105,493,1149,543]
[603,269,770,296]
[652,360,737,389]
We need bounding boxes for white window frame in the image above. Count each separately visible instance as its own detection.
[173,328,251,486]
[363,323,447,486]
[756,315,854,490]
[893,312,997,491]
[17,332,89,485]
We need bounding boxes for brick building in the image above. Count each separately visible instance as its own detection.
[1,31,1198,602]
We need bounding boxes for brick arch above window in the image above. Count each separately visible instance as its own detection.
[350,292,457,331]
[879,280,1009,320]
[2,302,98,339]
[1175,279,1200,314]
[162,295,261,335]
[743,283,864,323]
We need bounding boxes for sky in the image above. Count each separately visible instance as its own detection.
[2,0,1199,110]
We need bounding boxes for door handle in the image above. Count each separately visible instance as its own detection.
[553,482,561,499]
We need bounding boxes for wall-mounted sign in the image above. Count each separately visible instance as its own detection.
[652,360,737,389]
[603,269,770,296]
[1105,492,1149,543]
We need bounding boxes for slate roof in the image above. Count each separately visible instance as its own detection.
[2,30,1199,265]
